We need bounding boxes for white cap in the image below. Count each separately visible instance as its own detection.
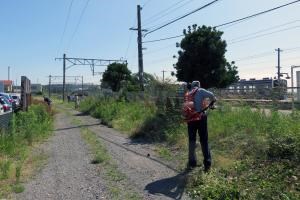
[191,81,200,88]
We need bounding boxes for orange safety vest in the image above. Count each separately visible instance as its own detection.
[182,88,208,122]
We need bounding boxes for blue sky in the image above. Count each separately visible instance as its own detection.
[1,0,300,86]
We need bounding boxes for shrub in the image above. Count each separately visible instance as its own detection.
[187,169,240,200]
[0,103,53,197]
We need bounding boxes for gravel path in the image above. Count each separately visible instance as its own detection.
[72,111,190,200]
[16,112,108,200]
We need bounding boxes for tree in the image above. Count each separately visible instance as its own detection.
[101,63,132,92]
[131,72,157,86]
[127,72,158,91]
[174,24,239,88]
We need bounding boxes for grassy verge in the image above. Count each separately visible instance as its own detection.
[79,96,157,133]
[71,116,140,200]
[79,97,300,199]
[0,102,53,198]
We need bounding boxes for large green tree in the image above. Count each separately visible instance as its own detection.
[101,63,132,92]
[174,25,239,88]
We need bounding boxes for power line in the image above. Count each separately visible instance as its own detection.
[142,0,153,8]
[143,43,175,55]
[66,0,91,50]
[143,0,190,24]
[285,46,300,51]
[145,55,174,65]
[124,32,134,59]
[239,55,300,67]
[57,0,74,55]
[143,0,300,43]
[229,25,300,44]
[235,51,274,62]
[144,0,220,37]
[229,19,300,42]
[124,17,137,59]
[143,34,183,43]
[215,0,300,28]
[234,46,300,62]
[144,20,300,44]
[143,0,195,27]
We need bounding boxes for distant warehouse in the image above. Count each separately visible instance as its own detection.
[31,84,43,94]
[227,78,287,99]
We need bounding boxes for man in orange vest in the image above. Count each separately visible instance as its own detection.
[187,81,216,172]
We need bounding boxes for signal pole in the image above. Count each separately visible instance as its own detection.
[82,76,84,92]
[275,48,283,81]
[55,55,126,102]
[48,75,51,98]
[63,53,66,102]
[162,70,167,82]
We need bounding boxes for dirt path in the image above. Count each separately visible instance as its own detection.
[16,112,108,200]
[16,107,190,200]
[72,110,190,200]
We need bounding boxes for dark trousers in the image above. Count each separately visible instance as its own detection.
[187,115,211,168]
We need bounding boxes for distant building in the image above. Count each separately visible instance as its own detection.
[31,84,43,94]
[228,78,288,99]
[0,80,13,92]
[228,78,287,92]
[13,86,21,93]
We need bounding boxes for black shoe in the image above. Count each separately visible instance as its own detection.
[187,160,197,170]
[204,165,211,173]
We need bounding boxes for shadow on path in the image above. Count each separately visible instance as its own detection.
[145,170,189,200]
[53,123,101,132]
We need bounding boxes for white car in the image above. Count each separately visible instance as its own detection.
[10,93,21,108]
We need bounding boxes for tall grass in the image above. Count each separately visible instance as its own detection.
[80,97,157,134]
[79,97,300,199]
[0,103,53,197]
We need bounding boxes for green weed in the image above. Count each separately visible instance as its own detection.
[0,159,11,180]
[12,183,24,193]
[0,104,53,197]
[79,127,140,200]
[79,97,300,199]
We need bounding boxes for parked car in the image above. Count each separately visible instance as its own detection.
[10,93,21,108]
[0,92,16,110]
[0,104,3,113]
[0,96,12,112]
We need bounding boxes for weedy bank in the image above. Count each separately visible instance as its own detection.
[0,103,53,198]
[80,96,300,199]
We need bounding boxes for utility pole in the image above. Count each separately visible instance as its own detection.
[130,5,145,91]
[8,66,10,80]
[275,48,283,81]
[162,70,166,82]
[161,70,173,82]
[291,65,300,111]
[82,76,84,92]
[137,5,144,91]
[63,53,66,102]
[48,75,51,98]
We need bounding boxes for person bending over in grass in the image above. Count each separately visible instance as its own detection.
[43,96,52,106]
[184,81,216,172]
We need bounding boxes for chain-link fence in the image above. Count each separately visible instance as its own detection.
[85,84,300,111]
[0,111,13,131]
